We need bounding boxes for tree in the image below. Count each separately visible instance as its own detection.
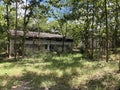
[0,5,7,53]
[84,0,90,55]
[4,0,12,58]
[90,0,95,59]
[114,0,120,72]
[5,0,10,58]
[21,0,37,57]
[21,0,49,57]
[49,0,73,52]
[32,4,49,51]
[14,0,18,60]
[104,0,109,62]
[3,0,16,57]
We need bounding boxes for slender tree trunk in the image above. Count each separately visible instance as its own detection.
[99,20,102,59]
[119,58,120,72]
[32,32,35,52]
[115,0,120,72]
[21,0,32,57]
[62,36,65,53]
[22,26,26,58]
[22,0,27,58]
[84,0,89,55]
[112,0,118,54]
[62,22,68,53]
[6,2,10,58]
[61,24,64,53]
[59,23,64,53]
[22,28,25,57]
[14,0,18,61]
[91,0,95,59]
[37,23,40,51]
[115,0,118,52]
[104,0,109,62]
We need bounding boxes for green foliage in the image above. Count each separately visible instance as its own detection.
[0,53,119,90]
[0,5,7,52]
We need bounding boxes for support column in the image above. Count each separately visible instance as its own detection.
[47,44,50,51]
[10,39,13,57]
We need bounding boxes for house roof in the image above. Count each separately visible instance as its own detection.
[9,30,73,41]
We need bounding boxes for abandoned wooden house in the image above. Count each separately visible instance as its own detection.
[9,30,73,54]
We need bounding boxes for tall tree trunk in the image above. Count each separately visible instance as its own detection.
[22,0,28,58]
[115,0,118,52]
[32,32,35,52]
[99,19,102,59]
[119,58,120,72]
[62,22,68,53]
[22,24,26,58]
[14,0,18,60]
[91,0,95,59]
[60,24,64,53]
[21,0,32,57]
[112,0,118,54]
[37,23,40,51]
[115,0,120,72]
[6,2,10,58]
[62,36,65,53]
[104,0,109,62]
[84,0,89,55]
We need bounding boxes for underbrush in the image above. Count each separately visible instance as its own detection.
[0,53,120,90]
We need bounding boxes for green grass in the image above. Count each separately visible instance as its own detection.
[0,53,120,90]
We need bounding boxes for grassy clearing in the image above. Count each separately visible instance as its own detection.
[0,53,120,90]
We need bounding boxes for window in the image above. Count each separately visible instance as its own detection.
[45,45,48,49]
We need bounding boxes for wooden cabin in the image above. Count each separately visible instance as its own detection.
[9,30,73,55]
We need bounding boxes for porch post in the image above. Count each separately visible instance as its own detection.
[10,39,13,57]
[47,44,50,51]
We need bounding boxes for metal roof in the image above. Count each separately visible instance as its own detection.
[9,30,73,41]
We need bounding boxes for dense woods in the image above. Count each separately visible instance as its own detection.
[0,0,120,89]
[0,0,120,57]
[1,0,119,61]
[0,0,120,61]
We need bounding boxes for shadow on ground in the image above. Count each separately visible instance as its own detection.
[0,70,119,90]
[0,53,120,90]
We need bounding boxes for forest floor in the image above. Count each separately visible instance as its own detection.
[0,53,120,90]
